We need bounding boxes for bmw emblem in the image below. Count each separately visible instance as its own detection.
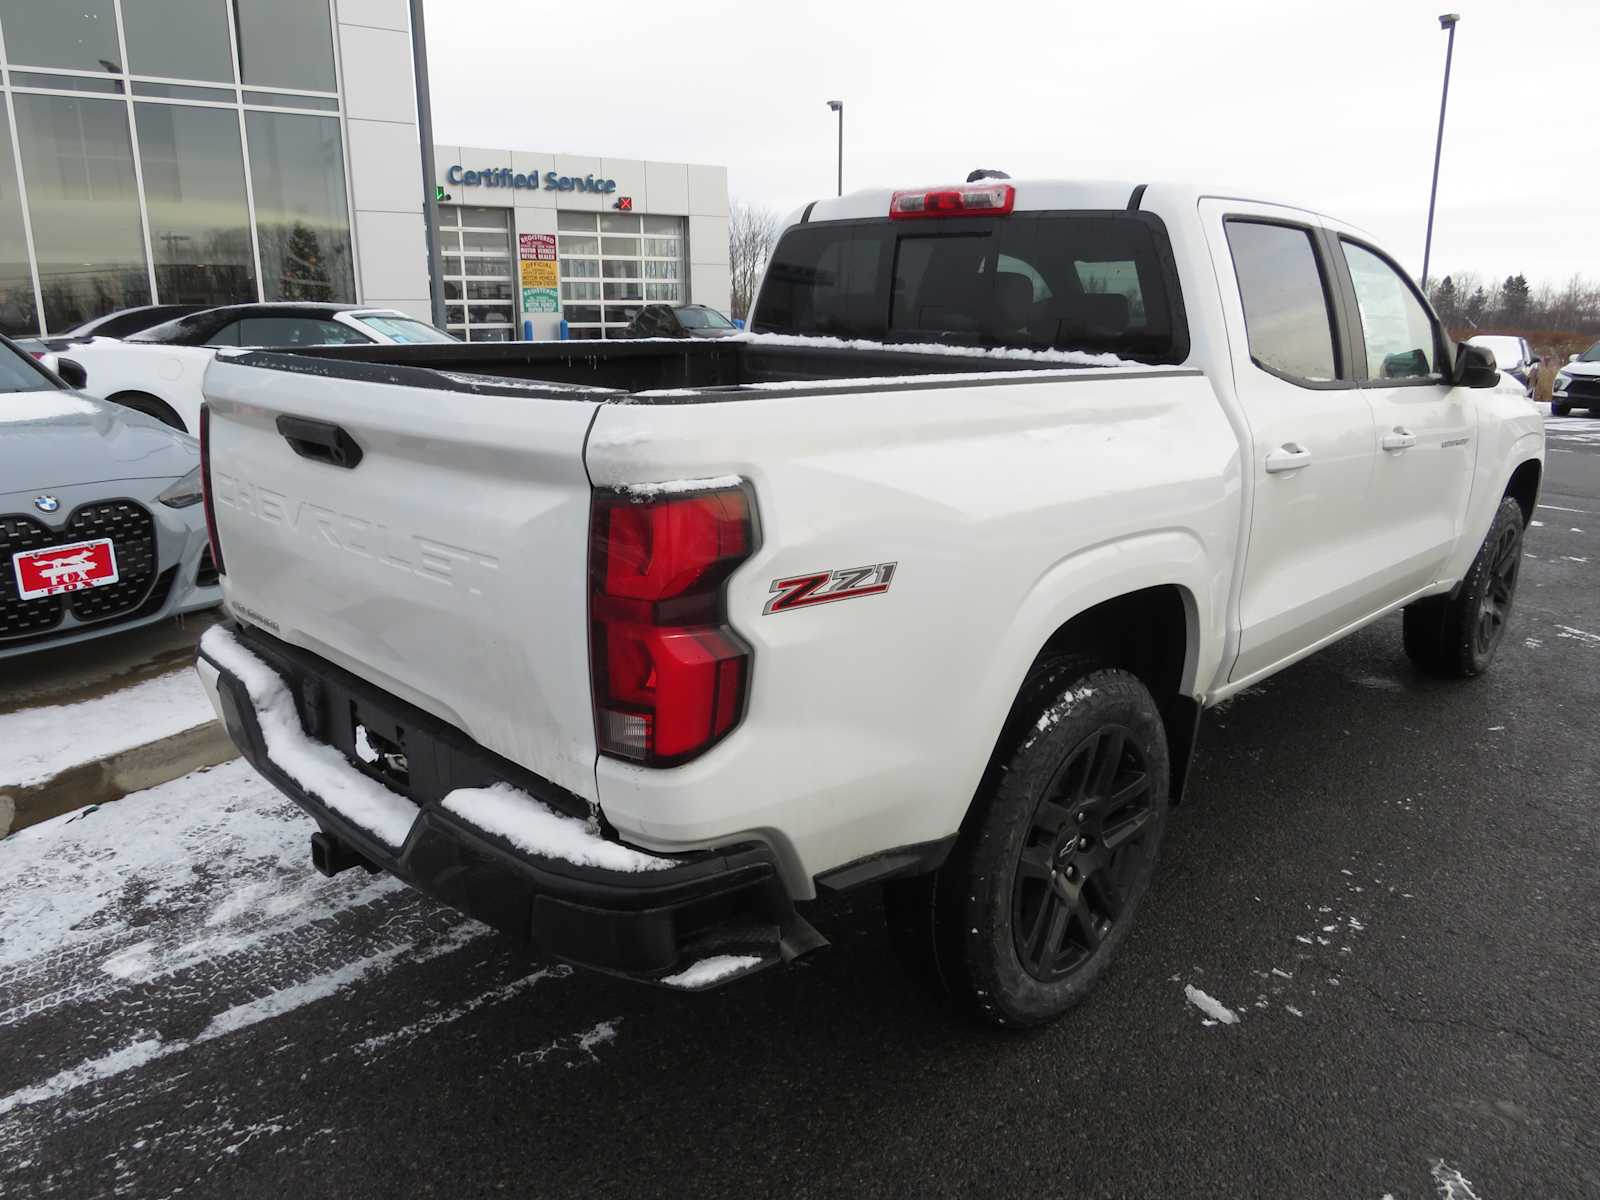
[33,495,60,514]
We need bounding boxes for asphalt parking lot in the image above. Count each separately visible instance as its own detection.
[2,417,1597,1200]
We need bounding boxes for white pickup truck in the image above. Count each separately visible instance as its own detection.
[194,179,1543,1025]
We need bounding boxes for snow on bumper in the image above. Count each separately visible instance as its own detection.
[195,623,813,982]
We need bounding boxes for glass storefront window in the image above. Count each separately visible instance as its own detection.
[558,235,598,255]
[557,212,597,232]
[641,215,680,235]
[234,0,335,92]
[0,0,121,73]
[121,0,233,82]
[0,111,37,336]
[601,260,638,279]
[136,103,256,305]
[561,258,599,278]
[243,92,340,112]
[602,237,640,257]
[131,82,234,102]
[13,93,150,331]
[9,72,124,94]
[245,111,353,301]
[599,213,639,234]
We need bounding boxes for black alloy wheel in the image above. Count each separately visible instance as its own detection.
[1474,518,1522,659]
[1012,724,1157,981]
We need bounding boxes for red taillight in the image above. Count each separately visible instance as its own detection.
[889,183,1015,220]
[589,484,755,766]
[198,404,226,577]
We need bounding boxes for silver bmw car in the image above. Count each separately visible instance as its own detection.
[1,334,220,660]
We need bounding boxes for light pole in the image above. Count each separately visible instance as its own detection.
[1421,13,1459,292]
[826,100,843,196]
[410,0,447,329]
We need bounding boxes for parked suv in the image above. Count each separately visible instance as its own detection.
[1552,341,1600,415]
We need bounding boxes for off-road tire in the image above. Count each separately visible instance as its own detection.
[1402,496,1525,678]
[884,659,1170,1027]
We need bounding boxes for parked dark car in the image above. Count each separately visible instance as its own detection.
[624,304,739,339]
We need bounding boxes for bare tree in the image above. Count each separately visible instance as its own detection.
[728,200,780,322]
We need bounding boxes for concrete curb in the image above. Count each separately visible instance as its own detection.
[0,721,239,838]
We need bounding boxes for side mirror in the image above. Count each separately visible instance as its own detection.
[55,356,88,390]
[1453,342,1499,389]
[1570,353,1581,363]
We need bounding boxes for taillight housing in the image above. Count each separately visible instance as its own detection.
[198,404,226,577]
[889,183,1015,219]
[589,482,756,766]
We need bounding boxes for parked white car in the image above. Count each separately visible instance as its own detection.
[194,178,1543,1026]
[1466,333,1537,395]
[63,303,455,434]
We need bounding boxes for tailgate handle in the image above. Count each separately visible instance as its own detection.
[276,415,364,469]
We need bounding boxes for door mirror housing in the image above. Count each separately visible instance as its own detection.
[1453,342,1500,389]
[1570,353,1581,363]
[55,356,88,390]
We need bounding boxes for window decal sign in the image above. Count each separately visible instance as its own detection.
[519,234,559,315]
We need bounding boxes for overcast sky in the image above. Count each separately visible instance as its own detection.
[426,0,1597,290]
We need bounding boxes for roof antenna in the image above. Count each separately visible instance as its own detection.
[966,169,1010,182]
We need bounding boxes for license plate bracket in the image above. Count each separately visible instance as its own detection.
[11,537,120,600]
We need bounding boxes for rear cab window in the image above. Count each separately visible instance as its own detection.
[752,210,1187,364]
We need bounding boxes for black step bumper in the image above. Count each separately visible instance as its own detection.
[198,623,815,987]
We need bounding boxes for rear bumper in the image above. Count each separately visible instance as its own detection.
[197,621,817,987]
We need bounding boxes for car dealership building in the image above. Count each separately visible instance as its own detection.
[0,0,730,342]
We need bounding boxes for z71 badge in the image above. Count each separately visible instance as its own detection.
[764,562,897,615]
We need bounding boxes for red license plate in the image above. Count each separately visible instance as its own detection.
[12,538,120,600]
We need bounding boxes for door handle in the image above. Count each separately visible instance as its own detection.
[1381,427,1417,452]
[1264,443,1312,473]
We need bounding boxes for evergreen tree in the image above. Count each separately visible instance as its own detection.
[1464,286,1487,325]
[279,222,333,301]
[1431,275,1458,325]
[1501,274,1531,322]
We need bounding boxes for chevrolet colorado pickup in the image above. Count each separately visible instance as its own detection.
[193,179,1543,1025]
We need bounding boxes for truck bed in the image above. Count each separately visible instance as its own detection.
[228,335,1169,403]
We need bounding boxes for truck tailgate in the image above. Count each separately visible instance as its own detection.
[201,355,603,803]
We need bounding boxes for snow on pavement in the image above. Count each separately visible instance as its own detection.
[1182,984,1239,1025]
[0,667,217,788]
[0,758,598,1178]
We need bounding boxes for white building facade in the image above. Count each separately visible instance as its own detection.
[431,149,730,341]
[0,0,729,342]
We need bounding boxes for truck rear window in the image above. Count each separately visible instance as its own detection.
[752,212,1187,363]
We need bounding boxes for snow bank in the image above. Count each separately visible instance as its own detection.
[441,783,670,873]
[660,954,764,989]
[198,626,419,848]
[0,393,100,423]
[1183,984,1240,1025]
[0,668,217,788]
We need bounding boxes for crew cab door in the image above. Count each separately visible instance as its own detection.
[1329,236,1475,593]
[1200,202,1381,682]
